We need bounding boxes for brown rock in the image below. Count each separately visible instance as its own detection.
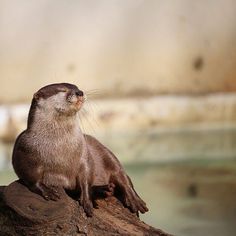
[0,181,172,236]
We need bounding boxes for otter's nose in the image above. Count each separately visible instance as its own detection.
[75,90,84,97]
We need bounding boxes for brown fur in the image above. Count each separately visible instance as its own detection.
[12,83,148,216]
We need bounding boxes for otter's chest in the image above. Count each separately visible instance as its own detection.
[33,133,84,168]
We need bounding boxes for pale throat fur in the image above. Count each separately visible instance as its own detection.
[25,91,87,167]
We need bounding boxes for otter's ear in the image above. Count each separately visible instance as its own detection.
[33,92,39,101]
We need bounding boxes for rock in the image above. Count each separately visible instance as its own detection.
[0,181,172,236]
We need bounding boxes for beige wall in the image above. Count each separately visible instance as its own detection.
[1,0,236,102]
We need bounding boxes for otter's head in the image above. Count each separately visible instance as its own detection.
[32,83,85,117]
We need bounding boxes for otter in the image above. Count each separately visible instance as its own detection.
[12,83,148,216]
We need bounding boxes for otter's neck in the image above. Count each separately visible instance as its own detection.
[27,108,83,140]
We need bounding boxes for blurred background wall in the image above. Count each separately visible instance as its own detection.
[1,0,236,102]
[1,0,236,135]
[1,1,236,236]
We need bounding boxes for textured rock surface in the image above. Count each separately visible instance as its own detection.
[0,181,171,236]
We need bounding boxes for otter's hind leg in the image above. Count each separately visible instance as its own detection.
[112,172,148,214]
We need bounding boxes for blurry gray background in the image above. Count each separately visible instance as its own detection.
[1,1,236,236]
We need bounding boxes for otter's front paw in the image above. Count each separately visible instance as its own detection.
[32,183,61,201]
[80,197,93,217]
[42,186,61,201]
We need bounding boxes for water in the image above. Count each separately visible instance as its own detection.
[126,161,236,236]
[1,127,236,236]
